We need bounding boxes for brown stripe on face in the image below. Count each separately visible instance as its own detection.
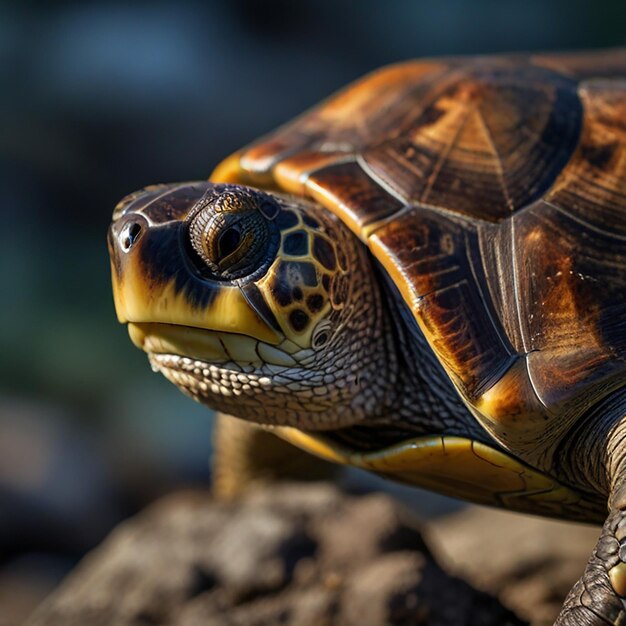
[112,185,174,221]
[141,183,212,224]
[240,282,283,334]
[113,183,213,225]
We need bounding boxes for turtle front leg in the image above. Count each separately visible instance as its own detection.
[212,412,339,500]
[556,428,626,626]
[555,508,626,625]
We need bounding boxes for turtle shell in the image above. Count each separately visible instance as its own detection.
[212,49,626,476]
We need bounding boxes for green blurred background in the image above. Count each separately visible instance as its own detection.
[1,0,625,622]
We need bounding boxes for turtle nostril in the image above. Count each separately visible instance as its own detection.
[119,221,143,252]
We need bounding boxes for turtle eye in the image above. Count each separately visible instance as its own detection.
[214,220,258,274]
[218,225,241,258]
[189,209,272,280]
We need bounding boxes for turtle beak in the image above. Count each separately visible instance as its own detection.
[108,184,283,347]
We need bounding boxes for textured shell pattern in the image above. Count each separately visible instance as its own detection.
[213,49,626,471]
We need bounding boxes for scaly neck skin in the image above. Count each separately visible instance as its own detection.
[370,276,489,443]
[602,393,626,507]
[607,418,626,509]
[554,389,626,499]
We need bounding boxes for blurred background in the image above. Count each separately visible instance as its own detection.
[1,1,625,622]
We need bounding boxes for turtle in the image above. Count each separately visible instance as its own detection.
[108,48,626,625]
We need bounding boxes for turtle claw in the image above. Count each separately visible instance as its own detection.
[556,511,626,626]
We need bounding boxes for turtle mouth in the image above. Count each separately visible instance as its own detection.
[127,322,311,367]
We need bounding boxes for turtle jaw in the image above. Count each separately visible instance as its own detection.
[146,352,362,430]
[127,321,339,428]
[132,323,368,430]
[127,322,308,369]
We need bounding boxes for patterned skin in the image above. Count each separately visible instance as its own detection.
[109,49,626,624]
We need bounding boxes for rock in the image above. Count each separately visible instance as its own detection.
[428,506,600,625]
[26,483,524,626]
[339,552,521,626]
[315,493,430,568]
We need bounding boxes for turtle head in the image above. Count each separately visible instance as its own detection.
[109,182,397,429]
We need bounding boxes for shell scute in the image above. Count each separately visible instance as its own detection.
[547,79,626,238]
[306,161,405,237]
[361,64,581,222]
[370,208,515,401]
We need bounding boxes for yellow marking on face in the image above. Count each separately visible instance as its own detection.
[129,323,229,361]
[111,255,281,345]
[270,427,600,521]
[210,153,354,351]
[255,210,341,348]
[128,323,304,369]
[257,343,297,366]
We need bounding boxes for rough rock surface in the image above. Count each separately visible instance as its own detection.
[26,484,524,626]
[429,507,600,626]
